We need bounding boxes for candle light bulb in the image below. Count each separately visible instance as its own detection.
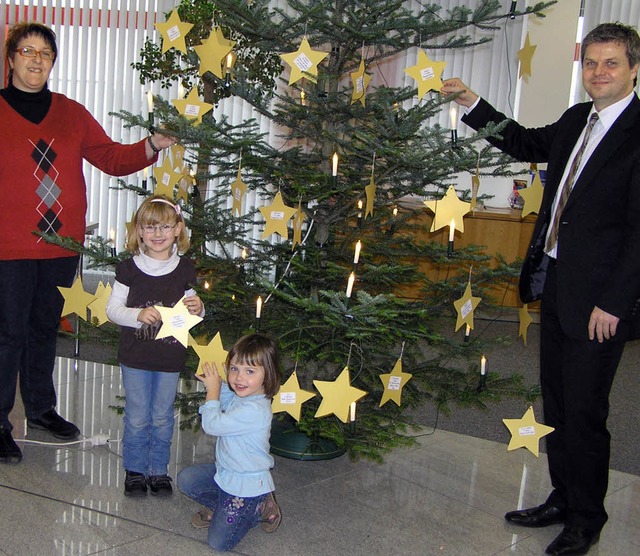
[346,272,356,298]
[353,240,362,265]
[178,83,185,99]
[241,248,247,260]
[203,281,210,290]
[332,152,339,177]
[256,296,263,319]
[449,104,459,130]
[393,207,398,217]
[449,219,455,242]
[350,402,356,422]
[146,91,154,112]
[480,355,486,376]
[300,89,306,106]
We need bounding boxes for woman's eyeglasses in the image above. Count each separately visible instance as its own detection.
[15,47,56,62]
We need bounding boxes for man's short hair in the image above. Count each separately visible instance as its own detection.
[581,22,640,69]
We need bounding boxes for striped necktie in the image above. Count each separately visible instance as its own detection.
[545,112,599,254]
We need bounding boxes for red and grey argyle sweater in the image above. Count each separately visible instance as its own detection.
[0,92,154,260]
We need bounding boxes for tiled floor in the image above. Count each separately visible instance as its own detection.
[1,357,639,555]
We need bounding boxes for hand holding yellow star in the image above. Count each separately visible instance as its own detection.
[424,185,471,233]
[503,406,554,457]
[190,331,228,380]
[155,296,203,348]
[272,370,316,421]
[155,10,194,54]
[280,37,328,85]
[194,27,236,79]
[350,58,371,106]
[453,281,481,332]
[259,191,298,239]
[519,171,544,217]
[379,358,413,407]
[313,367,367,423]
[172,87,214,125]
[518,33,537,79]
[404,50,447,99]
[58,276,96,321]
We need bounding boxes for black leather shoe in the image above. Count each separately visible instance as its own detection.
[124,471,148,497]
[0,428,22,463]
[505,502,567,527]
[28,410,80,440]
[545,526,600,555]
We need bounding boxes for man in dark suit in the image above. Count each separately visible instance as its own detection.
[442,23,640,556]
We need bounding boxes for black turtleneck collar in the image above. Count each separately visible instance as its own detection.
[0,81,52,124]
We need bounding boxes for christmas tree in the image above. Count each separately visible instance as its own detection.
[56,0,555,461]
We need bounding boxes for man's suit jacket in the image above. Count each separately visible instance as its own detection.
[462,96,640,340]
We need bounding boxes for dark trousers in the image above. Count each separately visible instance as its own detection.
[0,256,79,429]
[540,260,624,531]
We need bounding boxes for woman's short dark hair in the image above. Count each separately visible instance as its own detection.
[5,21,58,80]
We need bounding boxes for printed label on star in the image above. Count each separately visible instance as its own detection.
[234,188,242,200]
[461,299,473,318]
[519,426,536,436]
[280,392,297,404]
[270,211,285,220]
[387,376,402,390]
[420,67,435,80]
[185,104,201,117]
[162,173,170,185]
[356,76,364,93]
[168,25,181,41]
[294,53,313,72]
[170,315,187,328]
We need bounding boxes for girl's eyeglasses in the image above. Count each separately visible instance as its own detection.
[141,224,177,234]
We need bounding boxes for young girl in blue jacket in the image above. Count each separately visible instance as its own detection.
[177,333,282,552]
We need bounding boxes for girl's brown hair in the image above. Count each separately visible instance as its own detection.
[225,334,281,398]
[126,195,190,255]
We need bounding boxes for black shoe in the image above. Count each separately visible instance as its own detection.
[505,502,567,528]
[148,474,173,496]
[545,526,600,555]
[0,428,22,463]
[124,471,148,497]
[28,410,80,440]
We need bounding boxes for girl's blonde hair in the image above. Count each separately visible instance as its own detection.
[126,195,190,255]
[225,334,281,398]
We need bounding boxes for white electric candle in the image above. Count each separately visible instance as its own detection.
[332,152,339,177]
[346,272,355,298]
[256,296,263,319]
[480,355,486,375]
[353,240,362,265]
[449,219,455,242]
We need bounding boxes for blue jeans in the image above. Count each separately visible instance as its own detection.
[121,365,180,476]
[177,463,265,552]
[0,257,79,429]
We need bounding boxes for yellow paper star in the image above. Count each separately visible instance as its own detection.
[519,303,534,346]
[313,367,368,423]
[176,166,191,203]
[292,201,305,250]
[230,167,247,216]
[350,58,371,106]
[153,156,181,199]
[280,37,329,85]
[470,171,480,211]
[259,191,298,239]
[58,276,96,321]
[155,10,194,54]
[379,358,413,407]
[518,33,537,79]
[272,370,316,421]
[194,27,236,79]
[503,406,554,457]
[453,281,481,332]
[404,50,447,99]
[519,171,544,217]
[424,185,471,233]
[171,143,186,168]
[364,173,376,218]
[155,296,203,348]
[191,331,228,381]
[172,87,214,125]
[87,281,113,326]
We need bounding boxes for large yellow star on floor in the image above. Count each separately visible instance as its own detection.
[350,58,372,106]
[503,406,554,457]
[453,281,481,332]
[190,331,228,380]
[518,32,537,79]
[153,156,181,199]
[519,303,534,346]
[519,170,544,217]
[379,358,413,407]
[155,296,203,348]
[230,166,247,216]
[194,27,236,79]
[172,87,214,125]
[424,185,471,233]
[155,10,194,54]
[280,37,328,85]
[404,50,447,99]
[314,367,367,423]
[272,370,316,421]
[364,173,376,218]
[259,191,298,239]
[58,276,96,321]
[87,281,112,326]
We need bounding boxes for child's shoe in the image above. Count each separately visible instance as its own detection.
[124,471,147,497]
[259,492,282,532]
[147,474,173,496]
